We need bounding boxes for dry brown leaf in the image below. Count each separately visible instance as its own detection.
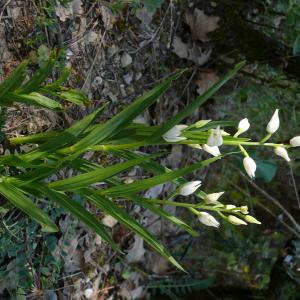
[195,71,219,95]
[100,5,117,30]
[56,0,83,22]
[185,9,220,42]
[172,36,211,65]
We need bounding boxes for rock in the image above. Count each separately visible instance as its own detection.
[121,52,133,67]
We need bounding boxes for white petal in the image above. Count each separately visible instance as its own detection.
[266,109,280,134]
[204,192,225,204]
[274,146,290,162]
[198,212,220,228]
[228,215,247,226]
[290,136,300,147]
[238,118,250,133]
[243,156,256,178]
[179,180,202,196]
[207,126,223,147]
[202,144,221,157]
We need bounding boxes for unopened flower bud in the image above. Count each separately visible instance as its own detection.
[228,215,247,226]
[202,144,221,157]
[240,206,249,214]
[244,215,261,224]
[179,180,201,196]
[195,120,211,128]
[198,212,220,228]
[188,144,202,149]
[237,118,250,134]
[204,192,225,204]
[225,205,237,210]
[266,109,279,134]
[243,156,256,179]
[290,136,300,147]
[162,125,188,142]
[274,146,290,162]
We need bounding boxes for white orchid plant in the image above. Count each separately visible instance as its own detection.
[2,60,299,270]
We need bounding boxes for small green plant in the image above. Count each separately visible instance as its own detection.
[1,59,300,271]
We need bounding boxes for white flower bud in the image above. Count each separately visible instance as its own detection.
[238,118,250,134]
[207,126,223,147]
[266,109,279,134]
[204,192,225,204]
[240,206,249,214]
[290,136,300,147]
[195,120,211,128]
[198,212,220,228]
[228,215,247,226]
[162,125,188,142]
[243,156,256,178]
[188,144,202,149]
[202,144,221,157]
[225,205,237,210]
[244,215,261,224]
[179,180,201,196]
[274,146,290,162]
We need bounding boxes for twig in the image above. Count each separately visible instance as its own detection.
[0,0,13,25]
[289,163,300,209]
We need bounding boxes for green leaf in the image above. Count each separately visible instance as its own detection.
[58,90,90,106]
[20,105,106,162]
[70,71,184,153]
[37,185,119,252]
[81,189,185,272]
[98,156,221,197]
[49,155,159,191]
[256,160,277,183]
[8,92,63,110]
[0,182,58,232]
[146,61,246,143]
[20,58,56,93]
[0,61,28,100]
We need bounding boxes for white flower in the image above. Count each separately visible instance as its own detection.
[290,136,300,147]
[237,118,250,134]
[274,146,290,162]
[204,192,225,204]
[179,180,201,196]
[228,215,247,226]
[207,126,223,147]
[195,119,211,128]
[188,144,202,149]
[202,144,221,157]
[198,212,220,228]
[266,109,279,134]
[244,215,261,224]
[162,125,188,142]
[243,156,256,178]
[240,206,249,214]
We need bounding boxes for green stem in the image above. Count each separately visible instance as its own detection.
[260,133,273,144]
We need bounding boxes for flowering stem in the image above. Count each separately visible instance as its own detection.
[260,133,273,144]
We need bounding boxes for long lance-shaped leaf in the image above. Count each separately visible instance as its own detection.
[80,188,185,272]
[69,71,185,153]
[49,155,159,191]
[9,92,63,110]
[145,61,246,143]
[0,61,28,100]
[98,156,221,197]
[36,185,119,252]
[0,182,58,232]
[68,158,197,236]
[18,105,106,162]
